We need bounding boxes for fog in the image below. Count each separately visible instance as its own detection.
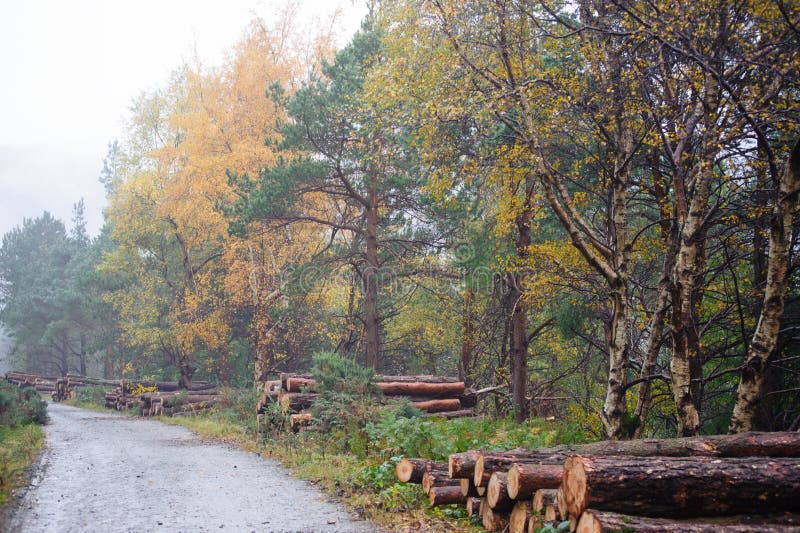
[0,0,365,238]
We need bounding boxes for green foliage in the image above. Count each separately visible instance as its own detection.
[74,385,108,407]
[367,409,589,461]
[307,352,383,456]
[0,382,48,427]
[0,424,44,502]
[311,351,376,396]
[536,520,572,533]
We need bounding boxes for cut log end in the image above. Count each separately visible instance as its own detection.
[482,507,509,532]
[466,497,482,516]
[474,455,486,487]
[509,501,531,533]
[563,455,588,518]
[487,472,512,510]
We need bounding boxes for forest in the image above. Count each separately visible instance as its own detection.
[1,0,799,441]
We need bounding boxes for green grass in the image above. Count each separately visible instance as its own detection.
[0,424,45,507]
[62,384,590,532]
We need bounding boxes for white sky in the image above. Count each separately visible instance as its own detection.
[0,0,367,238]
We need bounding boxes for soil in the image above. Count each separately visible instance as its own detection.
[4,403,374,532]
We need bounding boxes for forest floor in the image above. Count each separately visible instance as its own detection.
[4,403,374,533]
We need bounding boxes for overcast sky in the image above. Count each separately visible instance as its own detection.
[0,0,366,239]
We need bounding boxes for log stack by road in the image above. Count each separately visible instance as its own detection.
[5,371,61,398]
[4,370,218,416]
[396,431,800,532]
[257,373,477,430]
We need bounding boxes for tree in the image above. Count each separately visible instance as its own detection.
[229,22,429,372]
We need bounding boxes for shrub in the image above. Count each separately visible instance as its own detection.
[0,382,47,427]
[308,352,383,457]
[74,385,107,406]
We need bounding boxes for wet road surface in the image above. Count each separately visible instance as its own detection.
[5,403,372,533]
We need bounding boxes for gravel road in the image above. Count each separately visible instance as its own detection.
[5,403,373,533]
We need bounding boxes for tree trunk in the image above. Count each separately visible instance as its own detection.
[730,139,800,432]
[449,450,483,479]
[395,458,448,484]
[363,173,381,371]
[278,391,318,413]
[475,451,568,487]
[466,497,482,516]
[375,381,465,397]
[79,333,87,376]
[215,343,231,386]
[482,506,509,532]
[634,154,676,437]
[413,398,462,413]
[487,472,514,511]
[422,471,461,494]
[506,462,563,500]
[428,485,466,506]
[104,344,114,380]
[509,500,531,533]
[460,287,475,385]
[460,478,480,497]
[576,509,800,533]
[562,455,800,518]
[511,186,534,423]
[602,285,630,439]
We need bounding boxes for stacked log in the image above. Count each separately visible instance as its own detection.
[394,431,800,532]
[5,371,217,411]
[5,371,60,398]
[257,373,478,431]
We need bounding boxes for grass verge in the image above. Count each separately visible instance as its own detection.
[63,377,589,532]
[0,424,45,507]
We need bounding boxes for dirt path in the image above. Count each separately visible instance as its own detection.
[5,403,373,532]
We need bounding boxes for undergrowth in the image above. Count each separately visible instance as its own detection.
[0,382,47,509]
[65,355,591,531]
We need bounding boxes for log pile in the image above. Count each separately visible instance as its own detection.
[5,371,61,399]
[101,380,217,416]
[4,371,217,417]
[257,373,478,431]
[396,431,800,532]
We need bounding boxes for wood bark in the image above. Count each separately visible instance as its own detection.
[375,375,461,383]
[506,462,563,500]
[280,373,312,390]
[395,458,448,484]
[422,471,461,494]
[364,174,381,371]
[576,509,800,533]
[475,450,568,487]
[460,287,475,385]
[562,455,800,518]
[278,391,319,413]
[532,488,560,521]
[487,472,514,511]
[428,485,466,506]
[290,413,312,432]
[375,381,465,397]
[412,398,462,413]
[498,431,800,462]
[482,507,509,532]
[730,138,800,432]
[449,450,483,479]
[285,377,316,392]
